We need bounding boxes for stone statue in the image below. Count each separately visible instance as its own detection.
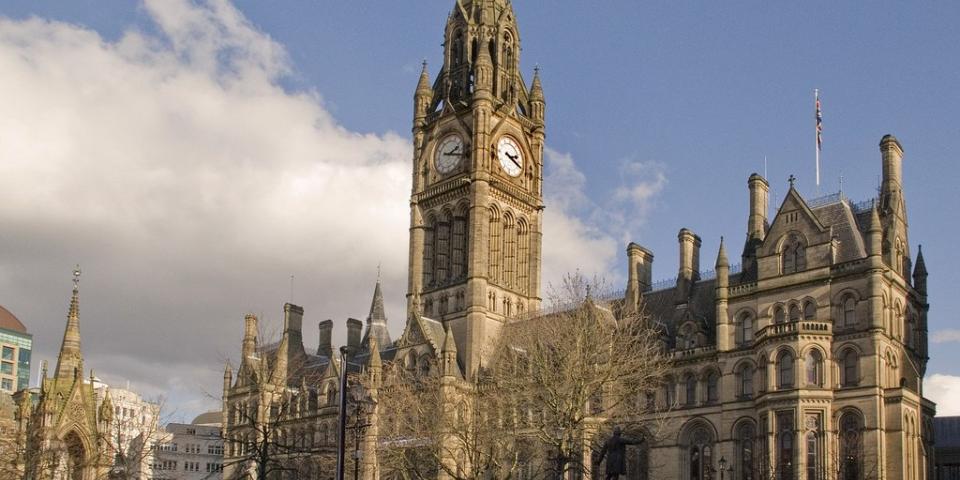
[596,426,644,480]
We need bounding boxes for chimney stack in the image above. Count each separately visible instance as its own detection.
[242,314,258,359]
[347,318,363,352]
[283,303,303,342]
[880,134,904,193]
[678,228,702,282]
[317,320,333,358]
[747,173,769,240]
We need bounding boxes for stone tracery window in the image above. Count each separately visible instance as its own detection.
[705,371,719,403]
[738,363,754,398]
[782,234,807,274]
[736,422,756,480]
[842,296,857,328]
[839,412,863,480]
[839,349,859,387]
[684,424,715,480]
[803,301,816,320]
[774,306,786,324]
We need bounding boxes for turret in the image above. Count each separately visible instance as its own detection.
[472,33,494,99]
[715,238,731,351]
[675,229,701,301]
[529,67,545,123]
[867,204,883,257]
[368,336,382,388]
[913,245,928,295]
[414,61,432,125]
[879,134,910,275]
[880,134,904,196]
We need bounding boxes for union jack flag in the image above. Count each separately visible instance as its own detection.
[816,91,823,152]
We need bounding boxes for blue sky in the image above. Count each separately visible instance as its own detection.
[1,1,958,419]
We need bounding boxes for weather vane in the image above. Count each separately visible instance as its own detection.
[72,264,82,291]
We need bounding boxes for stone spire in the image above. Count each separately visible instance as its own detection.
[441,326,459,377]
[362,273,392,352]
[54,266,84,380]
[913,245,928,294]
[529,66,545,122]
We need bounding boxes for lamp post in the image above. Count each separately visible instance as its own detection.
[335,346,350,480]
[718,456,729,480]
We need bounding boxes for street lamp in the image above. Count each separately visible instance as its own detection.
[717,456,729,480]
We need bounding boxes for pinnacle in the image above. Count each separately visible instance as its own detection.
[716,236,729,268]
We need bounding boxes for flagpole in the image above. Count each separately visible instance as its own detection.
[815,89,821,191]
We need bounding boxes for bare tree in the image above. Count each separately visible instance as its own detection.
[97,395,167,480]
[374,274,669,479]
[374,362,537,480]
[489,274,668,478]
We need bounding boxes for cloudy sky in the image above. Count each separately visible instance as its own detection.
[1,1,958,420]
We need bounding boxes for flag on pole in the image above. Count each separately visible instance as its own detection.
[816,90,823,152]
[815,89,822,187]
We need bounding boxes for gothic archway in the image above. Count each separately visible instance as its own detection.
[64,430,86,480]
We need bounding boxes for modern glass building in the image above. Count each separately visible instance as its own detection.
[0,305,32,393]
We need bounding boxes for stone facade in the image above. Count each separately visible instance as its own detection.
[16,269,113,480]
[223,1,935,479]
[152,412,224,480]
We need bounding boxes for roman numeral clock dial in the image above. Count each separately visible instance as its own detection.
[497,136,523,177]
[435,134,464,175]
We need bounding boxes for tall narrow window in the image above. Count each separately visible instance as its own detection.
[782,234,807,274]
[436,213,451,285]
[488,210,501,283]
[843,296,856,328]
[739,364,754,398]
[777,412,795,480]
[803,302,816,320]
[778,351,794,389]
[517,219,530,294]
[805,350,823,387]
[841,350,859,387]
[706,372,719,403]
[451,212,467,280]
[685,374,697,406]
[839,413,862,480]
[739,313,754,345]
[737,423,756,480]
[664,378,675,408]
[423,218,436,287]
[906,312,916,349]
[502,214,517,288]
[775,307,786,324]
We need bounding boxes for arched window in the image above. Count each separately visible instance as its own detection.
[789,304,801,322]
[684,425,714,480]
[685,374,697,406]
[803,301,816,320]
[805,350,823,387]
[840,350,859,387]
[778,423,794,480]
[842,296,857,328]
[502,213,517,288]
[706,371,719,404]
[488,208,501,283]
[738,312,754,346]
[839,412,863,480]
[664,377,676,408]
[517,218,530,294]
[739,364,754,399]
[435,211,451,284]
[782,234,807,274]
[451,209,468,280]
[777,351,794,389]
[736,422,756,480]
[774,306,786,324]
[906,311,916,349]
[423,216,436,287]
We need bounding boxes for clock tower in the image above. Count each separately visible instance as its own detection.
[409,0,545,377]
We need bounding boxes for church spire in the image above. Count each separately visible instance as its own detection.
[54,266,84,380]
[362,272,392,352]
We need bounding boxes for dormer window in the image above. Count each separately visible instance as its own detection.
[781,234,807,274]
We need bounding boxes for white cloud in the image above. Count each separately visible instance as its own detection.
[925,374,960,416]
[0,1,656,418]
[931,330,960,344]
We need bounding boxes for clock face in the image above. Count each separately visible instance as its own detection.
[497,136,523,177]
[434,135,464,175]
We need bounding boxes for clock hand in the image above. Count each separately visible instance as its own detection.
[444,146,461,156]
